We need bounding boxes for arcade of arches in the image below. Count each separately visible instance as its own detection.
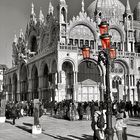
[5,59,138,103]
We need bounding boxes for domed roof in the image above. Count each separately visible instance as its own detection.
[87,0,125,20]
[134,2,140,21]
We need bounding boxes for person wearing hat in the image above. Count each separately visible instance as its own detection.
[114,113,124,140]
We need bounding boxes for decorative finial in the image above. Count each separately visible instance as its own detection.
[31,3,35,15]
[19,29,24,39]
[82,0,85,12]
[126,0,131,13]
[60,0,66,4]
[14,34,18,44]
[48,1,54,15]
[39,7,44,23]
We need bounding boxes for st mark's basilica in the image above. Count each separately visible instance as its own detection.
[4,0,140,104]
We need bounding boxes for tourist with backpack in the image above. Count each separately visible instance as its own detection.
[91,105,106,140]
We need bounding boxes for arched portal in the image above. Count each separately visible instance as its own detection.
[8,77,12,101]
[50,60,57,102]
[30,36,38,52]
[111,61,128,101]
[62,61,74,100]
[78,61,102,102]
[137,81,140,101]
[13,73,17,102]
[20,64,28,101]
[42,64,49,101]
[31,65,38,99]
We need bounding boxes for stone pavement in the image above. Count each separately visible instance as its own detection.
[0,115,140,140]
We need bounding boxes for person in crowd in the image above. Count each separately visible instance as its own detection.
[86,103,91,120]
[77,103,84,120]
[120,108,129,140]
[11,104,17,125]
[138,102,140,117]
[91,105,106,140]
[114,113,124,140]
[112,100,117,115]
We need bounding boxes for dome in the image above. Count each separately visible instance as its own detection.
[134,2,140,21]
[87,0,125,20]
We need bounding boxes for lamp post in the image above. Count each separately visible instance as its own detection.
[81,20,116,140]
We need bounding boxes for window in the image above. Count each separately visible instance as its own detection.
[85,40,89,46]
[112,80,115,88]
[80,40,84,47]
[75,39,78,46]
[90,40,94,49]
[69,39,73,45]
[131,59,134,69]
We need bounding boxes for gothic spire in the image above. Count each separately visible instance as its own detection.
[39,7,45,23]
[125,0,131,13]
[14,34,18,44]
[30,3,37,24]
[60,0,66,5]
[19,29,24,39]
[31,2,35,15]
[48,1,54,15]
[81,0,85,12]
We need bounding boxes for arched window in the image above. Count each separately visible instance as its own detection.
[69,39,73,45]
[75,39,78,46]
[61,7,66,22]
[80,40,84,47]
[30,36,37,52]
[90,40,94,49]
[85,40,89,46]
[112,80,115,88]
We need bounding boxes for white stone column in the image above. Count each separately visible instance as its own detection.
[73,71,78,102]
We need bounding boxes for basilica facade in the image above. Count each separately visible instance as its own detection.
[4,0,140,104]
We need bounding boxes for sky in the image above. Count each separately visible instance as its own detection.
[0,0,139,68]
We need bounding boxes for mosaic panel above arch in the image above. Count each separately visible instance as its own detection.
[109,29,121,42]
[111,63,124,74]
[69,25,95,40]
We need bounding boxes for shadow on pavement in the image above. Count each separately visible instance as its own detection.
[127,134,140,139]
[68,134,93,140]
[5,120,13,125]
[42,133,73,140]
[128,123,140,127]
[42,132,93,140]
[23,122,33,126]
[16,125,32,133]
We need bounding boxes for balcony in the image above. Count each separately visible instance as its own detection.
[117,51,140,58]
[58,43,78,51]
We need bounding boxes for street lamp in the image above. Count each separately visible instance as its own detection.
[81,20,116,140]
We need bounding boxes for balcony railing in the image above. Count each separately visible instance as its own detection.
[58,43,140,58]
[58,43,78,51]
[117,51,140,58]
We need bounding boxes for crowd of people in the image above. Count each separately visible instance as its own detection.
[4,99,140,140]
[5,100,43,125]
[48,99,140,121]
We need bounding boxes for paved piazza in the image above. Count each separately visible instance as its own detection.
[0,115,140,140]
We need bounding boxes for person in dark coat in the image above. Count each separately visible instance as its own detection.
[12,105,17,125]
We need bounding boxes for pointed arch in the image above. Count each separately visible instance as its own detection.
[31,65,39,99]
[20,64,28,101]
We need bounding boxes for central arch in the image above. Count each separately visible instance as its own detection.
[62,61,74,100]
[78,61,103,102]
